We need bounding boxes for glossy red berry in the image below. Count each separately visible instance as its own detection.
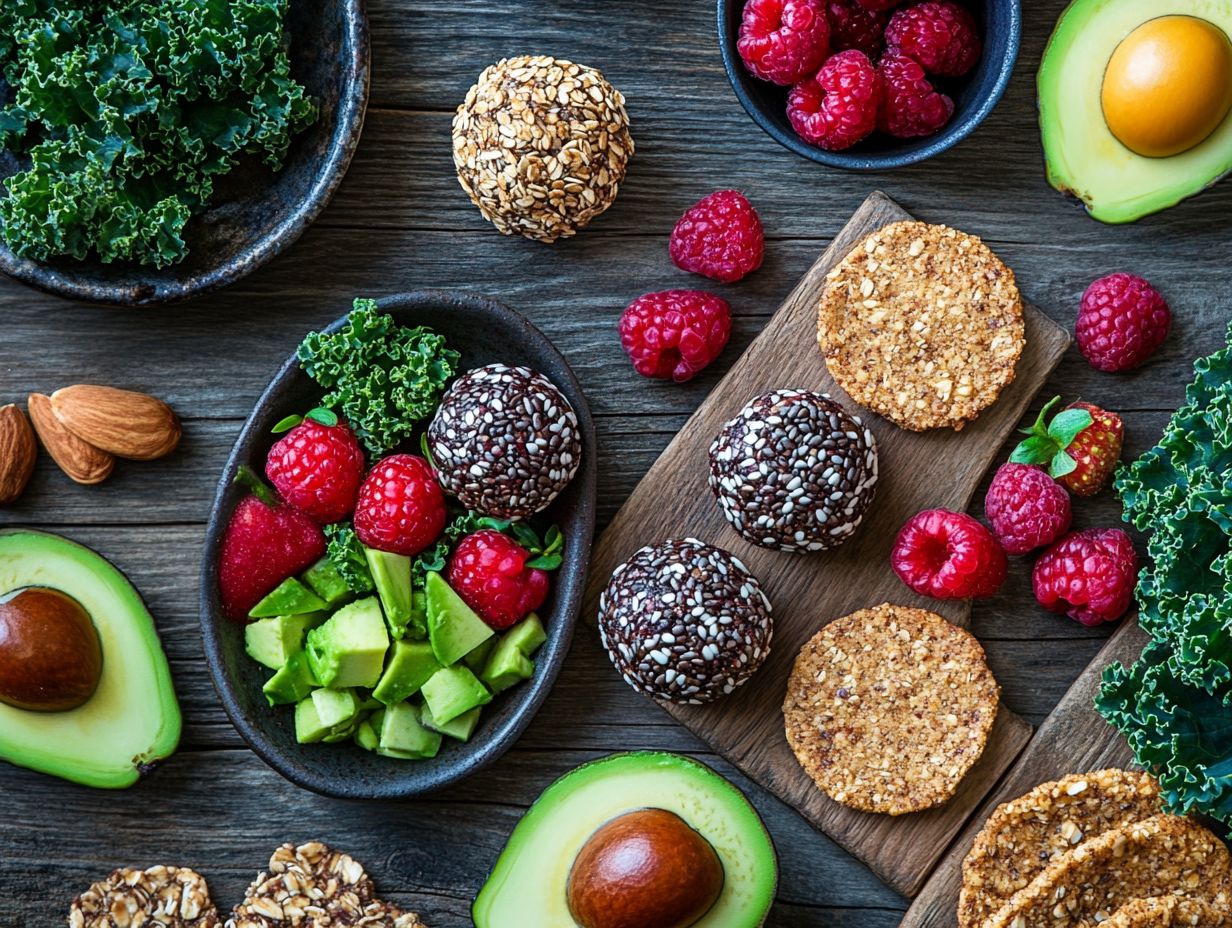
[885,0,982,77]
[853,0,902,10]
[1033,528,1139,626]
[669,190,765,284]
[448,530,550,630]
[265,417,365,524]
[738,0,832,85]
[1076,273,1172,372]
[354,454,446,556]
[984,463,1072,556]
[826,0,888,57]
[877,50,954,138]
[892,508,1007,599]
[619,290,732,383]
[787,50,882,151]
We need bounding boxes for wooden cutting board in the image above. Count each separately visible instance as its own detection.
[582,191,1072,897]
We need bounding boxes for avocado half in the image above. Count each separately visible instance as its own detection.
[1039,0,1232,223]
[473,751,778,928]
[0,530,181,788]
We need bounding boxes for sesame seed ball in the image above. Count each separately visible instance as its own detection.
[452,55,634,243]
[708,390,878,552]
[598,538,773,705]
[427,363,581,521]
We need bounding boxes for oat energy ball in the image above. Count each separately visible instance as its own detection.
[427,364,582,521]
[452,55,633,243]
[708,390,878,552]
[818,220,1025,431]
[783,603,1000,815]
[598,538,773,705]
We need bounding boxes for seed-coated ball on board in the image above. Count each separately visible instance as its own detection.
[427,364,582,521]
[597,538,773,705]
[708,390,878,552]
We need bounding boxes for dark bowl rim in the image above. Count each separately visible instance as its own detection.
[197,289,598,799]
[0,0,371,307]
[716,0,1023,171]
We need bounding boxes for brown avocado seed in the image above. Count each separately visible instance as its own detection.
[0,588,102,712]
[566,808,725,928]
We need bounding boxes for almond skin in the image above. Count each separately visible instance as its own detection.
[27,393,115,485]
[50,385,181,462]
[0,404,37,506]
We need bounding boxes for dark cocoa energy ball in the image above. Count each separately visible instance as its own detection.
[708,390,878,552]
[427,364,582,521]
[597,538,773,705]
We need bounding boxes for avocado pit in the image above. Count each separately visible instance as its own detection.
[0,587,102,712]
[566,808,724,928]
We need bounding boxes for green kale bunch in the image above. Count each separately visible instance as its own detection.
[0,0,317,267]
[1098,323,1232,825]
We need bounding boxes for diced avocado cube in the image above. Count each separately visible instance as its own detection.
[249,578,327,618]
[294,688,359,744]
[353,718,379,752]
[302,557,354,609]
[365,547,417,639]
[421,704,482,742]
[426,571,494,666]
[503,614,547,657]
[377,702,442,759]
[306,597,389,689]
[463,637,496,673]
[245,613,327,670]
[421,665,492,725]
[358,694,382,712]
[263,650,320,706]
[409,589,428,641]
[294,695,330,744]
[481,647,535,694]
[372,639,441,706]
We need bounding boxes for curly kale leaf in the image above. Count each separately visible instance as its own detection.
[298,299,462,456]
[324,523,374,595]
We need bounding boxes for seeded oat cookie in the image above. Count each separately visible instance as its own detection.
[984,814,1232,928]
[69,865,218,928]
[1104,896,1230,928]
[958,769,1163,928]
[782,603,999,815]
[817,220,1025,431]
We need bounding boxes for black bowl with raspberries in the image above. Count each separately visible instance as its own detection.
[717,0,1021,169]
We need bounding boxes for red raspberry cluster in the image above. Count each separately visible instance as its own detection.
[738,0,982,150]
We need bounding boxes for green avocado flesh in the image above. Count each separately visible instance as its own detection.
[473,752,778,928]
[1039,0,1232,223]
[0,530,181,788]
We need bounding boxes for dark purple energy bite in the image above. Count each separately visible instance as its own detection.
[708,390,878,552]
[427,363,581,520]
[598,538,773,705]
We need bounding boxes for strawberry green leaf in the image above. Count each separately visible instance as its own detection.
[1047,408,1093,448]
[1049,450,1077,478]
[525,554,562,571]
[1010,435,1057,466]
[510,522,542,551]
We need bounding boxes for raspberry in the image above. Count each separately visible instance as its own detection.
[265,416,366,524]
[738,0,832,85]
[854,0,902,10]
[885,1,982,77]
[669,190,765,284]
[983,463,1072,556]
[892,508,1007,599]
[787,50,881,151]
[826,0,888,57]
[877,50,955,138]
[619,290,732,383]
[1033,528,1139,627]
[448,530,550,630]
[1076,273,1172,372]
[353,454,446,556]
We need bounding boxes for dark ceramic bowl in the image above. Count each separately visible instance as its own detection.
[0,0,369,306]
[200,291,597,799]
[717,0,1021,170]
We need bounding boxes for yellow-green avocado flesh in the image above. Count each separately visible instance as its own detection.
[0,530,180,788]
[473,751,777,928]
[1039,0,1232,223]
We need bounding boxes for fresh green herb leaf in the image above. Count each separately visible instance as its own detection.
[1049,450,1077,478]
[271,414,303,435]
[324,523,374,595]
[1048,408,1093,447]
[1009,436,1055,465]
[510,522,542,551]
[306,408,338,427]
[525,554,562,571]
[1010,396,1093,479]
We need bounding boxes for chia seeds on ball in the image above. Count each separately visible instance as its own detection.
[427,363,581,521]
[598,538,773,705]
[708,390,878,552]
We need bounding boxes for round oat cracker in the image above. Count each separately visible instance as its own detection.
[959,769,1163,928]
[70,865,218,928]
[1105,896,1230,928]
[817,220,1025,431]
[782,603,1000,816]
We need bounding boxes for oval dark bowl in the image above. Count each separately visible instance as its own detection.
[717,0,1021,170]
[0,0,369,306]
[199,291,597,799]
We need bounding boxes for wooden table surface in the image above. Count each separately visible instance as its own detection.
[1,1,1229,925]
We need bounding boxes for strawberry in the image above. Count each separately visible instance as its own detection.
[218,466,326,621]
[1010,397,1124,497]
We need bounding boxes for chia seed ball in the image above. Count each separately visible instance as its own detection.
[427,363,581,521]
[708,390,878,553]
[597,538,773,705]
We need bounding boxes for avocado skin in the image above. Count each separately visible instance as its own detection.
[0,530,181,788]
[473,751,778,928]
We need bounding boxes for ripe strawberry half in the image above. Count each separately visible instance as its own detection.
[1009,397,1124,497]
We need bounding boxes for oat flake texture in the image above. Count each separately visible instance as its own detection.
[452,54,633,243]
[69,865,219,928]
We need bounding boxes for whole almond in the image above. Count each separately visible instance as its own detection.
[0,404,37,505]
[27,393,115,485]
[50,385,181,461]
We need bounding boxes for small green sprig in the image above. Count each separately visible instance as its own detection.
[1009,396,1093,478]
